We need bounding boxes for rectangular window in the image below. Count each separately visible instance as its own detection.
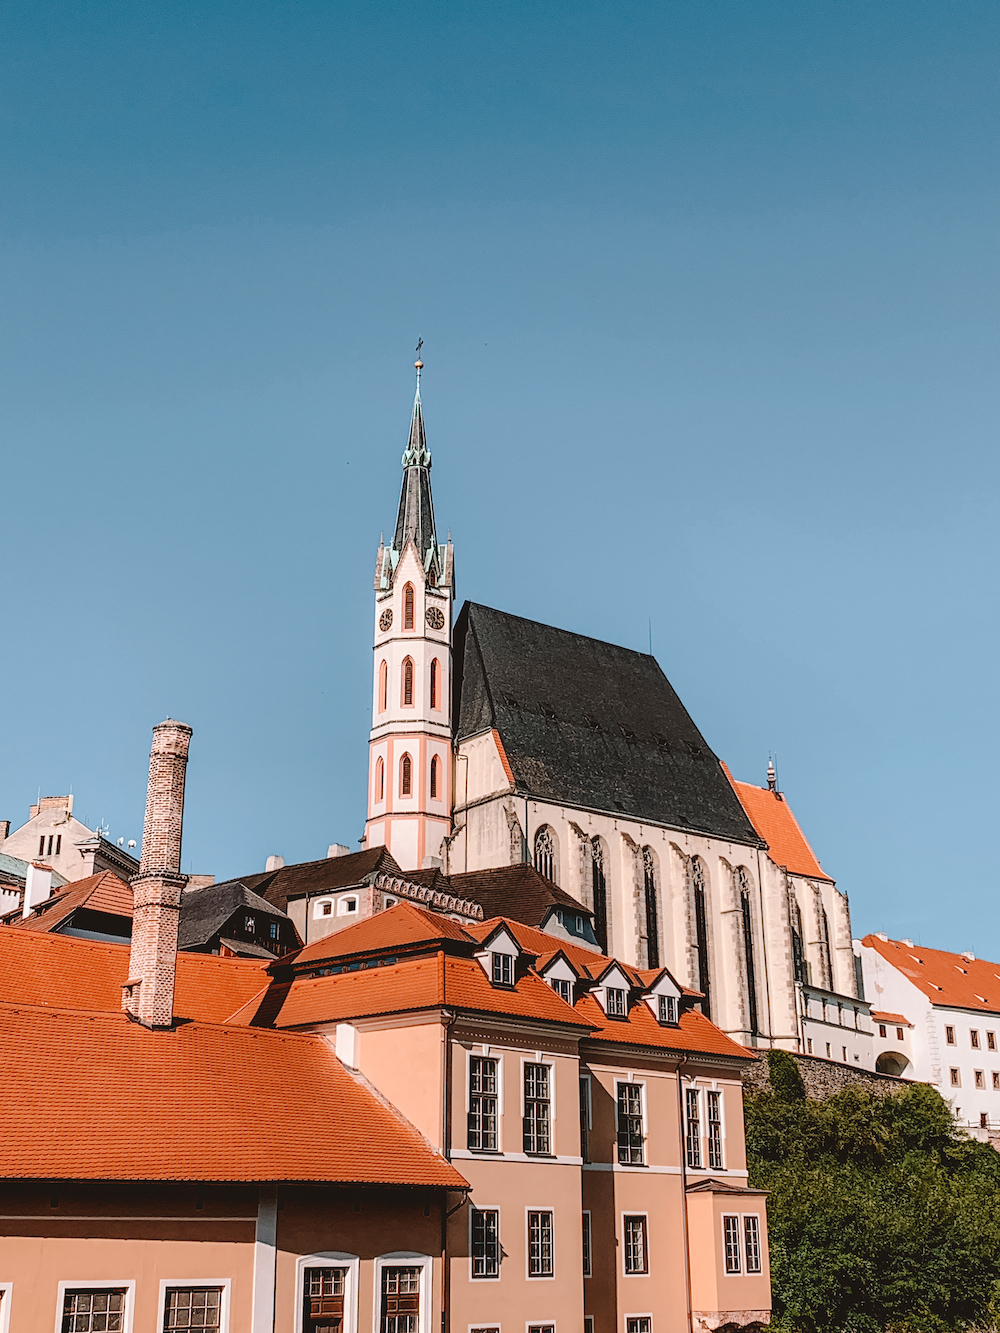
[380,1266,420,1333]
[585,1319,594,1333]
[989,1032,997,1052]
[606,987,627,1017]
[468,1056,498,1151]
[623,1215,648,1274]
[982,1112,990,1129]
[523,1064,552,1155]
[582,1210,591,1277]
[492,953,514,986]
[806,1038,813,1054]
[950,1067,961,1087]
[527,1210,554,1276]
[825,1043,831,1058]
[163,1286,222,1331]
[743,1216,762,1274]
[896,1027,904,1042]
[707,1090,724,1170]
[303,1268,346,1333]
[658,994,677,1024]
[685,1088,701,1169]
[61,1289,127,1331]
[38,835,45,857]
[993,1072,999,1091]
[946,1026,956,1045]
[723,1215,741,1273]
[471,1208,501,1278]
[972,1030,981,1049]
[975,1070,985,1089]
[617,1083,644,1165]
[626,1319,651,1333]
[842,1047,847,1062]
[879,1024,887,1038]
[551,977,572,1002]
[528,1327,554,1333]
[56,834,62,855]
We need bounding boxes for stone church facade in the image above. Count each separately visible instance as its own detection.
[362,365,859,1052]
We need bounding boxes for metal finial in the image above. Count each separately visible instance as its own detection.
[414,338,424,387]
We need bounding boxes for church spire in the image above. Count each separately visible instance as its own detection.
[392,351,439,571]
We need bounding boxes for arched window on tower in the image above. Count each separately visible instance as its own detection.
[402,658,414,707]
[374,757,384,803]
[404,583,415,629]
[400,753,412,796]
[591,837,608,954]
[534,826,558,884]
[691,857,712,1020]
[378,660,387,712]
[430,754,439,799]
[642,847,659,969]
[430,658,439,710]
[736,866,759,1039]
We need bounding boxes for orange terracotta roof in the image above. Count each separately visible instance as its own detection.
[871,1011,912,1027]
[0,928,270,1024]
[863,935,1000,1014]
[723,766,832,882]
[0,1001,466,1187]
[294,900,474,967]
[577,992,752,1059]
[468,918,607,977]
[9,871,133,933]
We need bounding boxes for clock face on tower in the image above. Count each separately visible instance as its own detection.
[425,606,445,630]
[379,608,393,632]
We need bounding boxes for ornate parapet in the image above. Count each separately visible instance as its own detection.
[372,872,484,922]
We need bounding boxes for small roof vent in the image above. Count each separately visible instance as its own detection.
[961,951,976,962]
[901,938,913,947]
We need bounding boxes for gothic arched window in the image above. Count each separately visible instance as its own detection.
[430,658,439,710]
[534,826,558,884]
[404,583,415,629]
[400,753,412,796]
[402,657,414,707]
[691,857,712,1020]
[642,846,659,969]
[374,757,384,802]
[736,866,759,1038]
[790,896,806,983]
[592,837,608,954]
[430,754,439,799]
[821,906,834,989]
[378,660,388,712]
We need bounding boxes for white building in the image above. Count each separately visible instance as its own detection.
[0,795,139,885]
[858,933,1000,1137]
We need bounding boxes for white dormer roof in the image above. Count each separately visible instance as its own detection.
[540,954,578,986]
[481,925,520,957]
[640,967,682,1020]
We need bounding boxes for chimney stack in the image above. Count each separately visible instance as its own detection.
[123,719,192,1028]
[22,862,53,917]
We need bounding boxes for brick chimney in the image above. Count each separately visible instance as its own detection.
[123,719,192,1028]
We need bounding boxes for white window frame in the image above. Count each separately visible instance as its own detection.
[721,1214,742,1274]
[741,1214,763,1275]
[469,1205,502,1282]
[0,1282,11,1333]
[314,897,336,919]
[54,1280,136,1333]
[584,1318,594,1333]
[620,1212,650,1276]
[338,896,358,916]
[492,952,514,986]
[466,1048,504,1153]
[684,1084,703,1169]
[614,1079,647,1166]
[705,1085,726,1171]
[295,1253,359,1333]
[371,1253,432,1333]
[525,1323,556,1333]
[157,1279,231,1333]
[524,1207,556,1280]
[624,1316,653,1333]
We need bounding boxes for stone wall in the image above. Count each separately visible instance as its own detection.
[743,1050,909,1099]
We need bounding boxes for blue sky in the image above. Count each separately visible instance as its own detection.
[2,1,998,954]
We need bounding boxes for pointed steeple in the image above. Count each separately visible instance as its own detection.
[392,355,440,572]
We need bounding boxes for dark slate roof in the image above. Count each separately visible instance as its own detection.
[406,863,595,931]
[217,847,404,914]
[453,602,762,846]
[177,881,288,951]
[392,387,438,566]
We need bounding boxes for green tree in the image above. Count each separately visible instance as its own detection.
[746,1069,1000,1332]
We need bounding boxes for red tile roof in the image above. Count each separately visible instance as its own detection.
[576,993,752,1058]
[871,1011,912,1027]
[294,900,474,967]
[0,928,270,1024]
[724,766,832,882]
[8,871,133,932]
[0,1001,466,1187]
[863,935,1000,1014]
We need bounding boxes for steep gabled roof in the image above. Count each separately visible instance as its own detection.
[453,602,761,844]
[863,935,1000,1015]
[0,1001,466,1187]
[177,880,290,951]
[219,847,403,913]
[724,766,832,882]
[7,871,133,933]
[293,901,475,968]
[407,862,595,932]
[0,928,270,1024]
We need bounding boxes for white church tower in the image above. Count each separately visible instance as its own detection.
[363,356,455,871]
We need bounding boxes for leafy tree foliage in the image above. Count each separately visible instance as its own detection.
[746,1051,1000,1332]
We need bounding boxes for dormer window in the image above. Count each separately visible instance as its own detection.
[245,915,256,933]
[550,977,572,1003]
[492,952,514,986]
[658,995,678,1024]
[606,986,627,1017]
